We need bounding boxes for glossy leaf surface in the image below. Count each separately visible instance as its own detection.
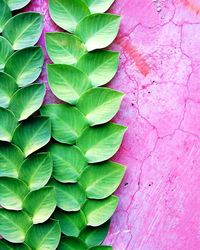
[82,0,115,13]
[5,0,31,10]
[0,240,31,250]
[0,0,11,33]
[58,237,87,250]
[0,37,13,71]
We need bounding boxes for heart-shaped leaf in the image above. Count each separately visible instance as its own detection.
[82,0,115,13]
[80,221,110,248]
[0,37,13,71]
[77,51,119,87]
[75,14,120,51]
[0,209,32,243]
[19,153,53,191]
[0,73,17,108]
[25,220,61,250]
[41,104,87,144]
[0,0,11,33]
[0,177,29,210]
[4,0,31,10]
[0,108,17,142]
[12,117,51,157]
[57,237,87,250]
[3,12,43,50]
[23,187,56,224]
[0,142,24,178]
[49,0,90,32]
[47,64,91,105]
[9,83,46,121]
[0,240,31,250]
[55,209,86,237]
[83,196,118,226]
[89,247,112,250]
[48,144,86,183]
[49,179,86,212]
[4,46,44,87]
[77,123,126,163]
[77,88,123,126]
[80,161,125,199]
[46,32,86,65]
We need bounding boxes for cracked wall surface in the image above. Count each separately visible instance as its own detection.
[25,0,200,249]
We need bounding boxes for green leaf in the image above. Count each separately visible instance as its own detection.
[48,143,86,183]
[49,0,90,32]
[0,240,31,250]
[25,220,61,250]
[4,0,31,10]
[83,196,118,226]
[83,0,115,13]
[49,179,86,212]
[12,117,51,157]
[89,247,112,250]
[0,108,17,142]
[19,153,53,191]
[77,123,126,163]
[0,73,17,108]
[0,0,11,33]
[80,221,110,248]
[77,51,119,87]
[40,104,87,144]
[47,64,91,105]
[0,209,32,243]
[77,88,123,126]
[80,161,125,199]
[0,177,29,210]
[4,46,44,87]
[0,37,13,71]
[3,12,43,50]
[9,84,46,121]
[0,142,24,178]
[75,14,120,51]
[57,237,87,250]
[46,32,86,65]
[55,209,86,237]
[23,187,56,224]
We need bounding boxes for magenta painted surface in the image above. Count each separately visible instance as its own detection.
[24,0,200,249]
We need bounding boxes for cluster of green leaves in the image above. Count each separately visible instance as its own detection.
[37,0,126,249]
[0,1,62,249]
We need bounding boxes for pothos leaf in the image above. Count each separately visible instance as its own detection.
[3,12,43,50]
[48,143,87,183]
[46,32,86,65]
[23,187,56,224]
[79,161,125,199]
[49,0,90,32]
[76,123,127,163]
[0,0,12,33]
[0,37,13,71]
[40,104,88,144]
[0,240,31,250]
[57,237,87,250]
[4,46,44,87]
[77,51,119,87]
[25,220,61,250]
[55,209,86,237]
[75,14,121,51]
[0,177,29,210]
[0,107,18,142]
[89,247,112,250]
[83,196,118,226]
[0,209,32,243]
[4,0,31,11]
[12,117,51,157]
[82,0,115,13]
[19,153,53,191]
[77,88,123,126]
[9,83,46,121]
[47,64,91,105]
[49,179,86,212]
[0,142,24,178]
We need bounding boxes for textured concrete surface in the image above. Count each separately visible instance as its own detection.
[25,1,200,249]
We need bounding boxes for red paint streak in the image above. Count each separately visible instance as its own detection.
[179,0,200,15]
[115,37,150,77]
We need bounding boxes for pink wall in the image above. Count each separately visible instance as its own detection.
[25,1,200,249]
